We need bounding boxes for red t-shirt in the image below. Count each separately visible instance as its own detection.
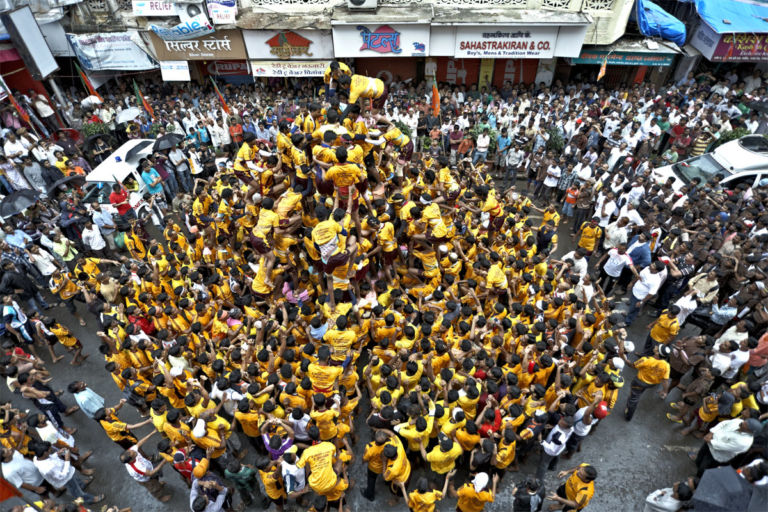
[109,189,131,216]
[478,409,502,438]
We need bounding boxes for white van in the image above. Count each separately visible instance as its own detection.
[651,135,768,191]
[81,139,159,223]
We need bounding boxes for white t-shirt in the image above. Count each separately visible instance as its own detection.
[281,461,306,493]
[561,251,588,277]
[543,165,561,188]
[572,406,597,437]
[2,450,44,488]
[541,424,573,456]
[603,248,633,278]
[632,268,662,300]
[125,447,154,483]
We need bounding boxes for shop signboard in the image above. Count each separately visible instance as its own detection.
[453,27,557,59]
[251,60,329,77]
[147,30,246,60]
[244,30,334,60]
[572,50,675,66]
[692,23,768,62]
[332,24,429,57]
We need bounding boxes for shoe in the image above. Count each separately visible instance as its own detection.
[91,494,104,504]
[624,408,632,421]
[359,488,374,502]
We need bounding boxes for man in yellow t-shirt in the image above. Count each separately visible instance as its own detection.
[451,472,498,512]
[644,305,681,356]
[576,217,602,255]
[622,344,671,421]
[338,73,388,119]
[551,463,597,511]
[296,430,338,495]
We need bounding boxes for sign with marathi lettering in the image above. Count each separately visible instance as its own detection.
[332,24,429,58]
[692,23,768,62]
[572,50,675,66]
[266,31,313,60]
[251,60,329,77]
[358,25,401,54]
[454,27,557,59]
[243,30,334,60]
[147,30,246,60]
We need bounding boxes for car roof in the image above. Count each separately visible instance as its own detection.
[85,139,154,184]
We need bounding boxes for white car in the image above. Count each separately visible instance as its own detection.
[651,135,768,191]
[81,139,159,224]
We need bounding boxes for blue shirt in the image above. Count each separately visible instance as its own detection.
[496,136,511,156]
[710,303,738,326]
[4,230,31,249]
[141,168,163,195]
[73,388,105,418]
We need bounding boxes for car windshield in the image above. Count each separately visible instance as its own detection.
[672,153,728,184]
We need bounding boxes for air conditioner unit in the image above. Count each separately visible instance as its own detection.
[347,0,377,10]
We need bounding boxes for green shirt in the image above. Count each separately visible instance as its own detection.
[225,465,257,489]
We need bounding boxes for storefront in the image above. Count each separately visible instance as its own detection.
[331,22,430,83]
[146,29,248,83]
[243,29,333,82]
[570,38,681,87]
[428,20,589,88]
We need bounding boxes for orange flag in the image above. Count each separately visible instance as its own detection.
[597,57,607,81]
[210,78,230,115]
[0,477,21,502]
[431,81,440,116]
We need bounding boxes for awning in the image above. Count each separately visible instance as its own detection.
[572,37,682,66]
[695,0,768,34]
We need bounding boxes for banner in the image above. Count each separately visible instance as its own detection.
[453,27,558,59]
[251,60,329,77]
[67,32,157,71]
[150,13,215,41]
[332,24,429,58]
[160,60,191,81]
[207,0,237,24]
[147,30,246,60]
[132,0,175,16]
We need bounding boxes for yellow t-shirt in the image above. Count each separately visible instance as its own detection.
[426,443,462,474]
[456,483,493,512]
[408,490,443,512]
[635,357,670,385]
[297,441,337,493]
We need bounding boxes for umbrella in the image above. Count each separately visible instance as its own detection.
[692,466,753,512]
[116,107,142,124]
[83,133,111,152]
[746,101,768,115]
[153,133,184,151]
[0,189,39,217]
[46,175,86,197]
[125,140,154,162]
[749,485,768,512]
[80,95,102,109]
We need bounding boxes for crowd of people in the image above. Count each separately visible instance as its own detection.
[0,61,767,512]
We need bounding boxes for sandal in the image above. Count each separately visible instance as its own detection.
[79,318,86,326]
[666,413,682,424]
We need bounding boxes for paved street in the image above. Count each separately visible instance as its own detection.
[2,206,699,512]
